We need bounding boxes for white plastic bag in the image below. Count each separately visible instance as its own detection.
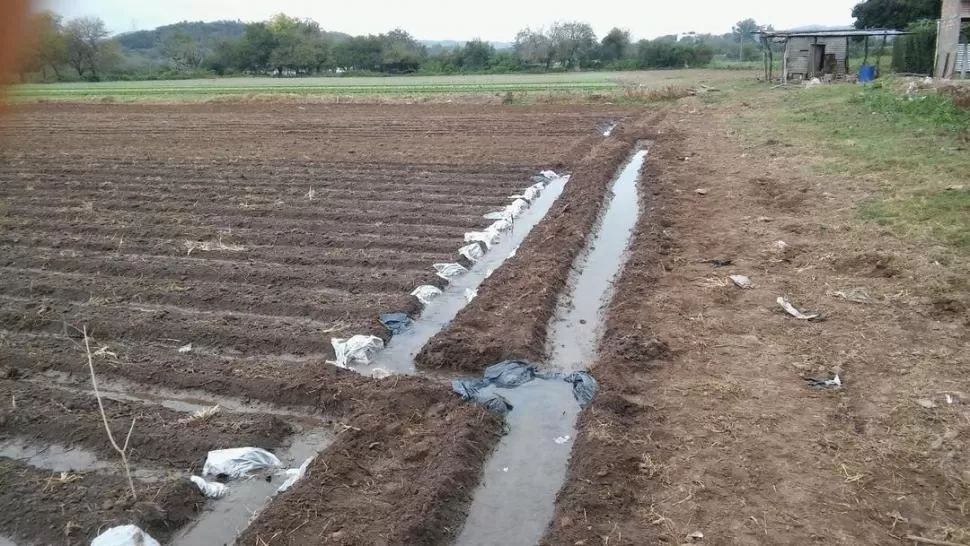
[484,211,509,220]
[458,243,485,262]
[505,199,529,219]
[190,475,228,498]
[203,447,282,479]
[434,262,468,280]
[91,525,161,546]
[331,335,384,366]
[464,230,501,249]
[278,456,314,493]
[489,219,513,232]
[411,285,442,306]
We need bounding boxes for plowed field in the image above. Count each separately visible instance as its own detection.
[0,102,632,545]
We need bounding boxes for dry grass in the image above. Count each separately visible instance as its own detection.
[184,236,247,255]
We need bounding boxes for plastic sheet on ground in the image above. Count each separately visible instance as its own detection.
[278,456,314,493]
[452,360,599,414]
[506,199,530,219]
[459,242,486,262]
[464,229,502,249]
[540,170,560,179]
[451,379,514,416]
[91,525,161,546]
[411,285,442,306]
[331,335,384,367]
[483,360,538,388]
[379,312,412,335]
[464,288,478,302]
[190,475,228,499]
[434,262,468,280]
[203,447,282,479]
[562,371,599,408]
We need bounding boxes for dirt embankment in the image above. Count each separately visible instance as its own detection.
[415,112,662,372]
[240,402,499,546]
[0,458,203,546]
[0,378,293,469]
[543,99,970,545]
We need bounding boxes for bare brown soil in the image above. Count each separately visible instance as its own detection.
[543,98,970,545]
[0,378,293,469]
[415,113,662,371]
[0,102,631,544]
[0,458,203,546]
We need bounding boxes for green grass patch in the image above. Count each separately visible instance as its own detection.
[861,189,970,249]
[730,81,970,251]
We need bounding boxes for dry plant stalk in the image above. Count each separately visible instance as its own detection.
[83,326,137,499]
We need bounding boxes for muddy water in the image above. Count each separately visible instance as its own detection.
[172,427,332,546]
[358,174,570,376]
[0,439,163,480]
[454,146,647,546]
[26,372,334,546]
[546,147,648,371]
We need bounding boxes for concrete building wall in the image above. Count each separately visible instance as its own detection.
[936,0,970,78]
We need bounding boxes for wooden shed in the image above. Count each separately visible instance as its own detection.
[760,29,904,82]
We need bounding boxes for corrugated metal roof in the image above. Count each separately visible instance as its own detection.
[762,28,906,38]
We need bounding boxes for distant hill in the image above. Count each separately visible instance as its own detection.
[116,21,247,51]
[420,40,515,51]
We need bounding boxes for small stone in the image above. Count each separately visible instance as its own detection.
[579,319,587,325]
[596,469,609,477]
[695,188,708,195]
[916,399,937,409]
[560,516,574,528]
[688,530,704,541]
[101,500,113,511]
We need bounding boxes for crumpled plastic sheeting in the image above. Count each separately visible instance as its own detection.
[459,242,485,262]
[540,170,560,179]
[483,360,538,388]
[91,525,161,546]
[451,379,514,416]
[434,262,468,280]
[464,288,478,302]
[190,475,228,499]
[379,312,412,335]
[464,229,502,249]
[452,360,599,414]
[331,335,384,367]
[203,447,282,479]
[278,456,314,493]
[562,371,599,408]
[411,285,442,306]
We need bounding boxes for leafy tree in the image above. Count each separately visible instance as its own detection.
[456,39,494,71]
[162,31,204,71]
[600,28,631,63]
[22,10,67,80]
[732,18,759,61]
[379,29,424,73]
[514,27,553,68]
[852,0,942,29]
[549,21,597,69]
[64,16,110,79]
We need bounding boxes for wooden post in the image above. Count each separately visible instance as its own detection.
[782,38,789,81]
[877,33,888,76]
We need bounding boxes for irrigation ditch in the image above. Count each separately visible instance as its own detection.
[0,111,659,546]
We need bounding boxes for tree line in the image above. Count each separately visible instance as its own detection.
[18,11,771,82]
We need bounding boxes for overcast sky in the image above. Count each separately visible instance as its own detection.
[41,0,859,41]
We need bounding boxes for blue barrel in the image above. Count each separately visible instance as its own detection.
[858,64,877,82]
